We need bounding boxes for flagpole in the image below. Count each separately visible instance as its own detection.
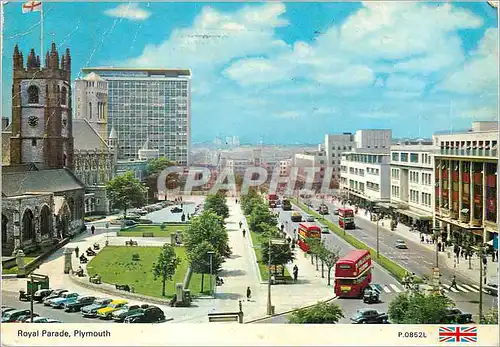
[40,1,43,66]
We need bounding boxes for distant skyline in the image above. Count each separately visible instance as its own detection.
[3,2,498,144]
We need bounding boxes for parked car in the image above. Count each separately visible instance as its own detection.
[15,313,40,323]
[30,317,61,323]
[2,306,16,316]
[350,309,388,324]
[81,298,113,318]
[395,239,408,249]
[64,296,96,312]
[2,309,32,323]
[317,205,329,215]
[290,211,302,222]
[137,209,148,215]
[484,283,498,296]
[333,209,339,215]
[321,226,329,234]
[171,207,183,213]
[43,289,69,305]
[122,219,137,227]
[32,289,54,302]
[111,304,148,322]
[440,308,473,324]
[124,306,165,323]
[305,215,315,222]
[49,292,79,308]
[96,300,128,320]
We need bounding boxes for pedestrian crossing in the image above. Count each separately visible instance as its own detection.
[370,282,485,294]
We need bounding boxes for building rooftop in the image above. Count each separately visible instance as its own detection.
[81,72,105,82]
[82,67,191,77]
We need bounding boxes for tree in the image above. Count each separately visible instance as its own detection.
[188,241,224,293]
[388,292,454,324]
[152,244,181,296]
[106,171,147,218]
[145,157,176,200]
[317,243,340,285]
[483,308,498,325]
[241,189,261,214]
[248,203,277,234]
[261,239,296,276]
[308,238,322,268]
[204,193,229,219]
[289,301,344,324]
[184,211,230,258]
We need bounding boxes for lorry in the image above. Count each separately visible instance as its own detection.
[282,199,292,211]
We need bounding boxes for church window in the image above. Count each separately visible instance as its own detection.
[22,209,35,242]
[27,85,39,104]
[89,102,92,119]
[61,87,67,106]
[31,139,37,146]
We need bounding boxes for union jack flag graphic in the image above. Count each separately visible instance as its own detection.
[439,326,477,343]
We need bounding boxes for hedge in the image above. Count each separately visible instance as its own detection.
[292,199,418,283]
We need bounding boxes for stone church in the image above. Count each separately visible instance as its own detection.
[1,43,85,256]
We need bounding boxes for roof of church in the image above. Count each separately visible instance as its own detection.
[109,126,118,139]
[73,119,111,151]
[2,167,85,197]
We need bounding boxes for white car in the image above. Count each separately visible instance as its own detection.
[305,215,315,222]
[395,240,408,249]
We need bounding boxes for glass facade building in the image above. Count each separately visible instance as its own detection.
[81,68,191,165]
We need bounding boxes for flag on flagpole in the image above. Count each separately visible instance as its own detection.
[22,1,42,13]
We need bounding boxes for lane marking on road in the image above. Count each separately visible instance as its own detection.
[389,284,402,293]
[461,284,478,292]
[455,285,469,292]
[448,286,460,293]
[383,286,391,293]
[440,286,449,293]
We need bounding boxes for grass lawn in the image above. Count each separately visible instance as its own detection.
[2,257,37,274]
[249,230,292,281]
[117,224,188,237]
[292,199,413,283]
[86,246,210,298]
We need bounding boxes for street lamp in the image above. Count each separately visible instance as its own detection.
[431,227,443,293]
[372,206,382,259]
[207,251,215,298]
[267,238,286,316]
[478,243,487,323]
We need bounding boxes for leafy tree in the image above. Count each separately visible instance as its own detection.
[184,211,231,258]
[204,193,229,219]
[289,301,344,324]
[152,244,181,296]
[145,157,176,200]
[307,238,322,268]
[188,241,224,293]
[388,292,454,324]
[106,171,147,218]
[261,239,296,276]
[234,174,244,192]
[241,189,261,214]
[483,308,498,325]
[317,243,340,285]
[248,203,277,233]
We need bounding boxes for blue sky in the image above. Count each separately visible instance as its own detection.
[3,2,498,144]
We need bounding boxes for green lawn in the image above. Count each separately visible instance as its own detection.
[86,246,210,298]
[117,224,188,237]
[249,230,292,281]
[2,257,37,274]
[292,199,413,282]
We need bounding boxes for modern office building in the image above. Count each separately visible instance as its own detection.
[433,121,498,244]
[389,140,437,232]
[294,145,326,189]
[355,129,392,149]
[81,67,191,165]
[324,133,355,184]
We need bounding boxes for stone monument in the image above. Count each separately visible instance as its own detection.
[63,248,73,274]
[16,249,26,278]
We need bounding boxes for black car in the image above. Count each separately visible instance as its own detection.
[2,306,16,316]
[33,289,54,302]
[64,295,96,312]
[2,309,32,323]
[440,308,473,324]
[43,289,69,305]
[350,309,388,324]
[124,306,165,323]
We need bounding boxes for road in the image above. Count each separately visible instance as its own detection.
[265,207,400,324]
[303,197,497,319]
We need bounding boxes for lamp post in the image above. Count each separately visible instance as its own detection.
[207,251,215,298]
[431,227,443,293]
[479,244,485,324]
[29,273,34,322]
[267,238,286,316]
[372,206,382,259]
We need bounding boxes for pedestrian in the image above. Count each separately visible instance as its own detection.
[449,275,458,290]
[75,246,79,258]
[242,229,246,238]
[482,255,487,266]
[246,286,251,301]
[438,242,442,252]
[91,225,95,235]
[239,221,243,229]
[492,250,496,262]
[461,248,465,258]
[293,265,298,283]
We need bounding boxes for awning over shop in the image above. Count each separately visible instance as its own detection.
[377,202,392,209]
[435,216,484,230]
[397,208,433,221]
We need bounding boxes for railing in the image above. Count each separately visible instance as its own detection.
[439,148,498,158]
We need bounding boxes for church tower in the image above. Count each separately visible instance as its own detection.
[10,42,74,170]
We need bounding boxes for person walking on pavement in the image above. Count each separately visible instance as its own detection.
[91,225,95,235]
[242,229,246,238]
[246,287,251,301]
[293,265,298,283]
[482,254,487,266]
[239,221,243,229]
[75,246,79,258]
[449,275,458,290]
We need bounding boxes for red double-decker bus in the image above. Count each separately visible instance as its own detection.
[338,208,355,229]
[267,194,278,208]
[334,250,372,298]
[297,223,321,252]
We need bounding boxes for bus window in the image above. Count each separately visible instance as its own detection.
[337,279,354,285]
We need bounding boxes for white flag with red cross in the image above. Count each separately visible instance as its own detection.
[22,1,42,13]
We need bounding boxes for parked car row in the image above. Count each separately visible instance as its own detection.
[2,306,60,323]
[25,288,167,324]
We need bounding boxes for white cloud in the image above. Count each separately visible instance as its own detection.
[386,75,427,93]
[223,58,291,85]
[439,28,499,94]
[458,106,498,120]
[104,3,151,21]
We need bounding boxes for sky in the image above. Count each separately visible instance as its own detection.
[2,1,498,144]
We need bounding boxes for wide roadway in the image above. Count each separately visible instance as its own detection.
[263,207,402,324]
[306,197,497,319]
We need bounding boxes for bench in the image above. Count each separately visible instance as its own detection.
[89,275,102,284]
[208,312,242,323]
[125,240,138,246]
[272,275,288,285]
[142,232,154,237]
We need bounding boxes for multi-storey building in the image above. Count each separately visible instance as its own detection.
[294,145,326,189]
[340,149,391,206]
[324,133,355,185]
[355,129,392,149]
[390,140,436,232]
[433,121,498,244]
[279,159,292,177]
[81,67,191,165]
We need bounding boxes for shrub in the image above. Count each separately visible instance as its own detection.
[160,222,166,231]
[132,253,140,261]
